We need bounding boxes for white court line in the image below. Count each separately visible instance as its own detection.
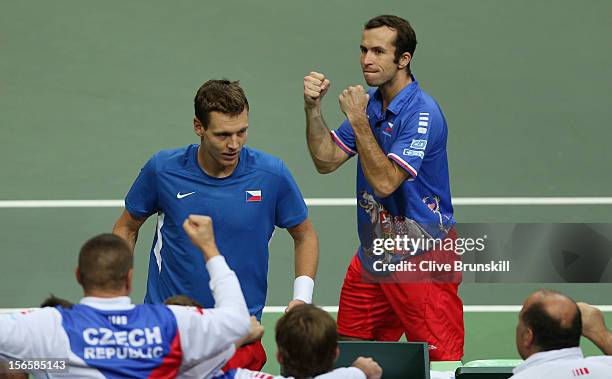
[264,305,612,313]
[0,200,124,208]
[1,197,612,208]
[453,197,612,205]
[3,305,612,314]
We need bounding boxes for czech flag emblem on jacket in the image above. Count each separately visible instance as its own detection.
[246,190,262,202]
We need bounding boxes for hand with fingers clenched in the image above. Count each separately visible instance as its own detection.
[352,357,382,379]
[303,71,331,110]
[182,215,220,261]
[338,85,369,120]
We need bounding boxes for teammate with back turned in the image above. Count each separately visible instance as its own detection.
[303,15,463,360]
[0,216,253,378]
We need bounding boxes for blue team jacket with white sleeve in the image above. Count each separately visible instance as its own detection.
[0,256,250,378]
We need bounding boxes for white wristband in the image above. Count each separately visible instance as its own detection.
[292,275,315,303]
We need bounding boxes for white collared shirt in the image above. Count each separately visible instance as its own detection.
[79,296,134,310]
[511,347,612,378]
[216,367,367,379]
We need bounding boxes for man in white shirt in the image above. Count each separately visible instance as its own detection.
[0,215,251,378]
[214,304,382,379]
[511,289,612,378]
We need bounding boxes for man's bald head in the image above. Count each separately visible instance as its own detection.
[516,289,582,359]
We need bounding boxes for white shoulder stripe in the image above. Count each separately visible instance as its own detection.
[387,153,418,177]
[153,213,165,273]
[330,130,356,155]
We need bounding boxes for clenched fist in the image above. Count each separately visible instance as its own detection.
[182,215,220,260]
[304,71,330,110]
[243,316,265,345]
[352,356,382,379]
[338,85,369,119]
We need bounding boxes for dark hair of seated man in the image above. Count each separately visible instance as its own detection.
[40,294,73,309]
[164,294,203,307]
[276,304,338,378]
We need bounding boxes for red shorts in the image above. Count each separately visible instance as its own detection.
[222,340,267,371]
[337,230,464,361]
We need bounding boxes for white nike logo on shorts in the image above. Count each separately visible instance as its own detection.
[176,192,195,199]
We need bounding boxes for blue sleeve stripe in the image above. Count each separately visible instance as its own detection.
[280,209,308,229]
[124,200,154,219]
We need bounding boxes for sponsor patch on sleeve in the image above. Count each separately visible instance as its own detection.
[409,139,427,150]
[402,149,425,159]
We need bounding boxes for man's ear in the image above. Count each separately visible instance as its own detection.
[276,349,283,365]
[194,117,205,137]
[334,346,340,361]
[398,52,412,70]
[75,267,82,285]
[524,327,535,348]
[126,268,134,294]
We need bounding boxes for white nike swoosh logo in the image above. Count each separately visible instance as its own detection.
[176,192,195,199]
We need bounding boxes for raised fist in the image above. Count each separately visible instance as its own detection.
[352,356,382,379]
[183,215,219,259]
[304,71,330,109]
[338,85,369,119]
